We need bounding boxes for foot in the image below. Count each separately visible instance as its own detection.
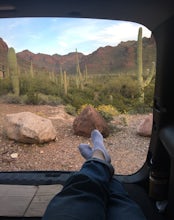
[78,129,111,163]
[78,144,93,160]
[91,129,111,163]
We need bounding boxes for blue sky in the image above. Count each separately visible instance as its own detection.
[0,18,151,55]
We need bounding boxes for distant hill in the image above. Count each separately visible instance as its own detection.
[0,36,156,75]
[0,38,8,71]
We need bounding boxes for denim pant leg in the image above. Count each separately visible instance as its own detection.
[107,178,146,220]
[42,158,114,220]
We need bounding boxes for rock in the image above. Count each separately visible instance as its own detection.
[10,153,18,159]
[73,105,109,137]
[3,112,56,144]
[137,114,153,137]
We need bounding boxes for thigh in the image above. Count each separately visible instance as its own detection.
[43,159,113,220]
[107,178,146,220]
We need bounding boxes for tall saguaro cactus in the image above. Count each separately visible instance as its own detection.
[137,27,155,103]
[84,64,88,82]
[63,71,68,95]
[30,58,34,78]
[59,65,64,91]
[7,47,20,96]
[137,27,144,103]
[76,49,84,90]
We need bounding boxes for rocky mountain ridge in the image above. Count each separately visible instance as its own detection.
[0,36,156,75]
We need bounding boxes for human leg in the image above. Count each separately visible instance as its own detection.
[79,130,146,220]
[107,178,146,220]
[42,130,114,220]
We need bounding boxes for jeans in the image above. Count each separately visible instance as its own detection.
[42,159,146,220]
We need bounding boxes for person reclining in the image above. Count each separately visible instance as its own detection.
[42,129,146,220]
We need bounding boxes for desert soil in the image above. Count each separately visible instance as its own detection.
[0,103,150,175]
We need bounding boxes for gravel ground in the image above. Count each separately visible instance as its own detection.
[0,103,150,175]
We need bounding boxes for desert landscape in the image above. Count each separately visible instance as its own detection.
[0,103,150,175]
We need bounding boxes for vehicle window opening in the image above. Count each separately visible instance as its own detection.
[0,17,156,175]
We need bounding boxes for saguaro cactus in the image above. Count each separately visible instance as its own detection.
[84,64,88,82]
[7,47,19,96]
[63,71,68,95]
[59,66,64,88]
[76,49,84,90]
[137,27,144,103]
[137,27,155,103]
[30,59,34,78]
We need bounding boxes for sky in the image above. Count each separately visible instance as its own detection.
[0,17,151,55]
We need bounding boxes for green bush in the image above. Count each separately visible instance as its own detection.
[37,93,63,106]
[97,105,119,122]
[77,104,119,122]
[25,91,39,105]
[99,111,113,122]
[65,104,77,116]
[0,78,12,95]
[1,93,22,104]
[21,93,63,106]
[64,89,94,109]
[128,102,152,114]
[0,67,154,115]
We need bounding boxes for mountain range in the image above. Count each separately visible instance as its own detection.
[0,36,156,75]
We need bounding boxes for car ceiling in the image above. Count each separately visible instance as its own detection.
[0,0,174,31]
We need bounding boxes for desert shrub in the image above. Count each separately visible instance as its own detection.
[0,78,12,95]
[20,75,61,97]
[144,81,155,107]
[64,89,94,109]
[21,93,62,106]
[36,80,60,96]
[37,93,62,106]
[97,104,119,122]
[77,104,119,122]
[46,95,62,106]
[19,94,28,104]
[1,93,22,104]
[128,102,152,114]
[65,104,77,116]
[110,94,129,113]
[25,91,39,105]
[119,115,129,126]
[77,104,94,114]
[97,104,119,115]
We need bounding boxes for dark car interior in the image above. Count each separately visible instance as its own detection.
[0,0,174,219]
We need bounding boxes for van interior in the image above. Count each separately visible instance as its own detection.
[0,0,174,219]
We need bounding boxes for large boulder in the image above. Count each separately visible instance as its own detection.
[3,112,56,144]
[137,114,153,137]
[73,105,109,137]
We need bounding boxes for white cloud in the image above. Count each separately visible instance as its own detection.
[52,19,151,54]
[85,21,151,46]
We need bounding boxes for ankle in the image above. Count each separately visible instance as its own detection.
[92,150,105,161]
